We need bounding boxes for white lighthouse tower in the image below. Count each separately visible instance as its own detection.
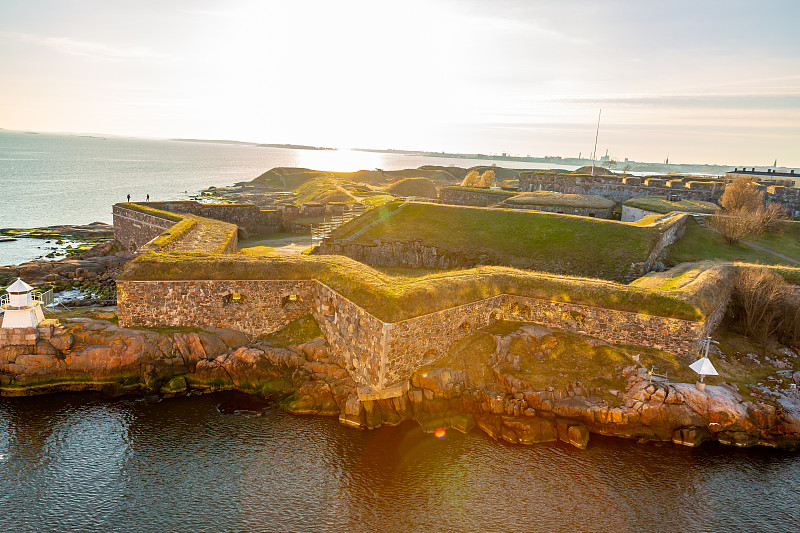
[1,278,45,329]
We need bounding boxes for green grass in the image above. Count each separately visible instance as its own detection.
[748,220,800,262]
[332,200,406,238]
[667,217,798,266]
[623,196,718,214]
[119,253,707,323]
[262,315,322,346]
[333,202,661,281]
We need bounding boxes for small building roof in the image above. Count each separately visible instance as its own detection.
[6,278,33,294]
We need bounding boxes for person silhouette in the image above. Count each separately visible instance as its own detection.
[146,194,150,202]
[127,194,130,202]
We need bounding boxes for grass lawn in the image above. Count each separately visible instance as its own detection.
[333,202,661,281]
[667,217,798,266]
[748,220,800,262]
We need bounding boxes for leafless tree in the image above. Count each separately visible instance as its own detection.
[707,176,787,244]
[461,170,480,187]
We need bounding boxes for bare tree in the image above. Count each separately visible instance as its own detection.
[461,170,480,187]
[478,170,496,188]
[719,177,763,212]
[707,176,787,244]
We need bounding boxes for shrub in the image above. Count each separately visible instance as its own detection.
[729,266,800,343]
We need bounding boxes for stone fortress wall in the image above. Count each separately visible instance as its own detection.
[439,187,613,218]
[113,205,178,251]
[520,173,723,204]
[113,202,729,395]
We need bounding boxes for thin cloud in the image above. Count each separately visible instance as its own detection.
[544,92,800,109]
[2,31,171,61]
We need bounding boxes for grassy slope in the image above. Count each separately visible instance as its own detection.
[624,196,718,214]
[668,217,799,266]
[334,202,659,281]
[385,177,438,198]
[748,220,800,261]
[293,178,358,205]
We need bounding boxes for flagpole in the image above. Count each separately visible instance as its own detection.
[591,108,601,177]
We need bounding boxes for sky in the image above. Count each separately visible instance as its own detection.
[1,0,799,166]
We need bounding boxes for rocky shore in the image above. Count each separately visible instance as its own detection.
[0,237,130,303]
[3,317,799,451]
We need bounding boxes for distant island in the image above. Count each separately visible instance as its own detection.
[174,138,335,151]
[172,136,798,176]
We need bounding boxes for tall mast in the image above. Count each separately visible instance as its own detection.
[591,108,601,177]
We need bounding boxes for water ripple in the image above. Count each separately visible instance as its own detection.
[0,393,798,532]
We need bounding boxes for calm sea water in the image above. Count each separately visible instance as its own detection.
[0,129,572,266]
[0,392,797,533]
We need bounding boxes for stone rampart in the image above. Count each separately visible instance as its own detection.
[118,274,725,392]
[116,279,316,336]
[439,187,517,207]
[318,241,473,270]
[312,283,386,389]
[641,214,689,271]
[147,201,281,233]
[501,203,613,219]
[113,200,728,395]
[113,205,177,251]
[519,174,722,203]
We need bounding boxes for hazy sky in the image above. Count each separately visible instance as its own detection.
[2,0,799,166]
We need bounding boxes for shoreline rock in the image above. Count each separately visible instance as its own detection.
[3,318,800,451]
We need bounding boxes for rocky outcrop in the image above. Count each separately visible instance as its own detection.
[0,239,132,302]
[3,318,800,451]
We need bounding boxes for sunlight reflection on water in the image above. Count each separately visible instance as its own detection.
[0,393,798,533]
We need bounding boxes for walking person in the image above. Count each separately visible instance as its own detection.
[127,194,130,202]
[146,194,150,202]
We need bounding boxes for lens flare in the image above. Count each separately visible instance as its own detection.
[433,428,446,439]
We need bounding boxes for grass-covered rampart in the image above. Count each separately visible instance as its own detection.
[118,203,236,255]
[120,253,714,323]
[504,191,614,209]
[331,202,663,281]
[623,196,718,214]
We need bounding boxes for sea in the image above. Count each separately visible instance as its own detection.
[0,129,573,266]
[1,130,799,532]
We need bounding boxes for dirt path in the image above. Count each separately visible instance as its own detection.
[741,239,800,265]
[701,220,800,266]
